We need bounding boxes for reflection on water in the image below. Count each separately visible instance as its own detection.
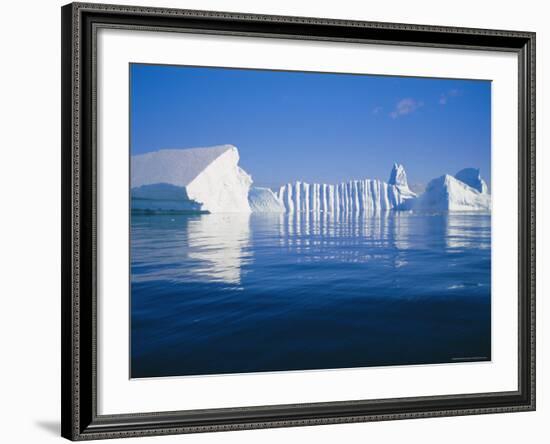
[131,211,491,378]
[187,214,251,284]
[277,211,412,261]
[131,213,251,285]
[445,212,491,250]
[131,211,491,286]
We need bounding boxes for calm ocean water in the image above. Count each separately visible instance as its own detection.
[130,211,491,378]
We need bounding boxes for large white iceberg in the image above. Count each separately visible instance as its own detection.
[407,171,491,212]
[131,145,252,213]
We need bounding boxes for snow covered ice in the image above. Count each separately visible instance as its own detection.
[274,163,417,213]
[248,187,286,212]
[276,177,416,213]
[407,172,491,211]
[388,163,417,199]
[131,145,490,214]
[131,145,252,213]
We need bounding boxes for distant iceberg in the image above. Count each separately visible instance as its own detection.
[406,170,491,212]
[131,145,252,213]
[131,144,490,214]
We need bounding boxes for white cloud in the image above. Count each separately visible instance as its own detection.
[448,88,460,97]
[439,89,460,106]
[390,98,423,119]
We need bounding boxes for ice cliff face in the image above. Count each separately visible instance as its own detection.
[131,145,252,213]
[407,172,491,211]
[276,174,416,213]
[248,187,286,212]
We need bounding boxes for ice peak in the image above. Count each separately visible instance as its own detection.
[388,163,408,188]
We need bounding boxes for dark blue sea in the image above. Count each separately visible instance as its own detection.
[130,211,491,378]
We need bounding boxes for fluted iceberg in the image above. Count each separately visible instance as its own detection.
[277,180,412,213]
[276,164,416,213]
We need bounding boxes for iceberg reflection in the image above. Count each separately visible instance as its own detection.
[131,211,490,289]
[445,212,491,251]
[131,213,252,285]
[273,211,411,264]
[187,213,252,284]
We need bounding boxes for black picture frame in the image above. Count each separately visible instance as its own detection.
[61,2,536,440]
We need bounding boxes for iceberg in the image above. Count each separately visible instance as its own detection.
[248,187,285,212]
[131,145,252,213]
[408,173,491,211]
[131,183,203,212]
[130,143,490,214]
[388,163,416,199]
[276,165,416,213]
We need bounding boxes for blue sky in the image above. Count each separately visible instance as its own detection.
[130,64,491,189]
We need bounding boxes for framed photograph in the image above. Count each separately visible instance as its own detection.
[61,2,536,440]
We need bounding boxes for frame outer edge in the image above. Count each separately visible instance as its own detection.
[61,2,537,440]
[61,3,71,440]
[62,2,83,441]
[71,1,534,38]
[528,32,536,411]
